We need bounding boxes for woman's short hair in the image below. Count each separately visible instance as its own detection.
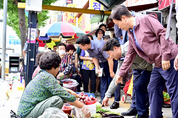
[36,52,44,65]
[58,43,66,50]
[95,29,105,37]
[66,44,76,52]
[39,52,61,70]
[86,34,93,40]
[99,24,107,29]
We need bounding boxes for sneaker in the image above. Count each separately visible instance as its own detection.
[95,91,100,96]
[110,101,119,109]
[121,107,137,116]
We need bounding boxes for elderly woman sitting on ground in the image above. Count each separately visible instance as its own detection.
[17,52,91,118]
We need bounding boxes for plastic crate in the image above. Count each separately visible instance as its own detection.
[76,92,95,98]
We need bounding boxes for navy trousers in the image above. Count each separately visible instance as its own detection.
[100,60,120,101]
[148,59,178,118]
[100,61,110,100]
[133,69,151,116]
[112,60,120,102]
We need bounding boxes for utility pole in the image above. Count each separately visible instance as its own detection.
[24,0,42,86]
[1,0,8,80]
[25,11,37,86]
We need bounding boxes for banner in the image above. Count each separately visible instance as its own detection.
[159,0,175,10]
[63,12,68,23]
[67,4,76,26]
[124,0,157,7]
[78,14,91,32]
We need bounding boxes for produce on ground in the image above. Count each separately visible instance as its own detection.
[77,92,97,105]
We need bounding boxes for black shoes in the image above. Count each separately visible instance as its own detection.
[110,101,119,109]
[133,114,149,118]
[162,102,171,108]
[121,107,137,116]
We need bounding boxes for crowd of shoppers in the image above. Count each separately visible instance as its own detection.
[18,4,178,118]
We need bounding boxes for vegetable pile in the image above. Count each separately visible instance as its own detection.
[92,111,124,118]
[92,103,124,118]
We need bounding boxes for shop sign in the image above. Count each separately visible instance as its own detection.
[67,4,76,25]
[89,0,104,18]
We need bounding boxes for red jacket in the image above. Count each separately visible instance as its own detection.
[118,15,178,77]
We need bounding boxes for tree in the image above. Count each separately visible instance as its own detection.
[0,0,57,54]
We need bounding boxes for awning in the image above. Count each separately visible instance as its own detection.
[127,2,158,12]
[90,2,158,24]
[96,0,126,10]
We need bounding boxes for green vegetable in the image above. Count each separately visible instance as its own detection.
[96,108,110,112]
[91,113,102,118]
[96,102,102,110]
[105,111,121,115]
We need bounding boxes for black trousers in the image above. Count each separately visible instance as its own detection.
[81,69,96,93]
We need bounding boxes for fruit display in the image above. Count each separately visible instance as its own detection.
[77,92,97,105]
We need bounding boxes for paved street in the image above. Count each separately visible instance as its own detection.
[96,90,172,118]
[0,86,173,118]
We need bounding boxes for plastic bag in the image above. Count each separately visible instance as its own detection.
[61,79,79,88]
[127,75,133,96]
[38,107,68,118]
[0,79,9,107]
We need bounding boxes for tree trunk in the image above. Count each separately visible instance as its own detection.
[18,8,26,57]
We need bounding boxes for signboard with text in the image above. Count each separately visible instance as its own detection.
[66,0,73,5]
[89,0,104,18]
[67,4,76,26]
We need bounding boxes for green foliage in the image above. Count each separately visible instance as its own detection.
[38,10,49,28]
[0,0,58,38]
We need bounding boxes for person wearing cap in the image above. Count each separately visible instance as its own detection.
[110,5,178,118]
